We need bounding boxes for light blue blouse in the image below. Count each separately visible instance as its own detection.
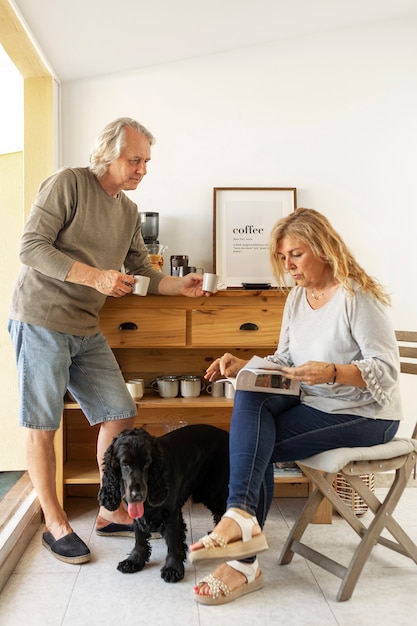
[268,284,402,420]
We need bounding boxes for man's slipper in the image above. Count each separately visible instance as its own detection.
[189,509,268,564]
[194,558,264,605]
[95,522,135,537]
[42,531,90,564]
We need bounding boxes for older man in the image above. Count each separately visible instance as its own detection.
[8,117,207,564]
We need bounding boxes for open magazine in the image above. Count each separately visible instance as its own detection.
[220,356,300,395]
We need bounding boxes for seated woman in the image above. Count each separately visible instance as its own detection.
[189,208,402,606]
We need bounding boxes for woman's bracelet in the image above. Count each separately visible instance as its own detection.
[326,363,337,385]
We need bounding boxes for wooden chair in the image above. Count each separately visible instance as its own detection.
[278,330,417,601]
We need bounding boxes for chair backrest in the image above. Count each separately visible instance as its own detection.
[395,330,417,439]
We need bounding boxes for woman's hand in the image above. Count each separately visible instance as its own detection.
[204,353,248,382]
[278,361,337,385]
[278,361,365,387]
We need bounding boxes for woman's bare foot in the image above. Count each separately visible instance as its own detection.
[194,559,263,604]
[189,508,262,553]
[194,562,247,596]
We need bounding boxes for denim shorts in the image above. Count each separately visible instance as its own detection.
[8,320,137,430]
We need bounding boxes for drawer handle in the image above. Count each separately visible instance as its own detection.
[239,322,259,331]
[119,322,138,331]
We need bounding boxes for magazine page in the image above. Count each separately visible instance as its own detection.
[235,368,300,395]
[215,356,276,389]
[244,356,285,370]
[218,356,300,395]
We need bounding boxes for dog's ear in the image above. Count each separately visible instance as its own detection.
[98,440,123,511]
[146,438,169,506]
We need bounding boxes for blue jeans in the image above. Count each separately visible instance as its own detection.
[227,391,399,526]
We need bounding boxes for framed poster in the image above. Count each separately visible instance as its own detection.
[213,187,296,287]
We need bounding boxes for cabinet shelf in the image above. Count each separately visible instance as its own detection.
[137,394,233,408]
[64,460,100,485]
[62,459,309,488]
[64,393,234,411]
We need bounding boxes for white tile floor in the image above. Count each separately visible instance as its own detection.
[1,488,417,626]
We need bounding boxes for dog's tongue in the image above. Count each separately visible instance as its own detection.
[127,502,144,519]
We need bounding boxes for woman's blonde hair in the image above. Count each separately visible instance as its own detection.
[269,208,390,305]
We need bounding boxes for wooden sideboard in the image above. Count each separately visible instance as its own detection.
[55,288,331,523]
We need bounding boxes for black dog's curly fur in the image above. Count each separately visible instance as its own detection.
[98,424,229,582]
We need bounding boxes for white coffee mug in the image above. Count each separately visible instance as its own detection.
[126,379,144,400]
[180,375,204,398]
[224,381,236,399]
[132,275,150,296]
[206,381,224,397]
[151,376,179,398]
[202,272,219,293]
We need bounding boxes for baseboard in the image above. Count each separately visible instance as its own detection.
[0,489,41,593]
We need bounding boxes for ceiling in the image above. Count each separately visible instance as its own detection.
[7,0,417,82]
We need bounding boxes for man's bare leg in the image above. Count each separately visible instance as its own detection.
[27,418,136,532]
[96,416,135,526]
[26,429,72,540]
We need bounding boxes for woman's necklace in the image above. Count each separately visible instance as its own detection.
[311,289,325,300]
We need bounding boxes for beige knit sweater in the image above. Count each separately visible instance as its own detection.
[9,167,163,335]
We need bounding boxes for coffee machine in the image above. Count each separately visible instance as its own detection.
[140,211,159,252]
[139,211,166,271]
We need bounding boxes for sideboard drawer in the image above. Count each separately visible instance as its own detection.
[191,306,280,347]
[100,308,186,347]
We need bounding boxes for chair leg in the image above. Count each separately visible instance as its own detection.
[299,465,366,535]
[280,454,417,602]
[337,457,417,601]
[346,464,417,560]
[278,471,337,565]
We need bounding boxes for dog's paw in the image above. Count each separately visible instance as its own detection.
[117,558,146,574]
[160,563,185,583]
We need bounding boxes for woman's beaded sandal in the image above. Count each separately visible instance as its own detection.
[188,509,268,564]
[194,558,264,605]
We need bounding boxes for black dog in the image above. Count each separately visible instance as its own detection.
[98,424,229,582]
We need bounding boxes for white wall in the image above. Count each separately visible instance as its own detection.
[61,17,416,433]
[0,152,25,469]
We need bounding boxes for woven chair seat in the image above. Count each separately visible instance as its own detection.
[298,437,417,474]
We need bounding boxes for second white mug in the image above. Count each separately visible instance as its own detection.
[206,381,224,397]
[180,375,204,398]
[224,381,236,399]
[202,272,219,293]
[126,379,144,400]
[151,376,179,398]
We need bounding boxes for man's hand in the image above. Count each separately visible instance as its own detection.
[66,261,134,297]
[157,272,210,298]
